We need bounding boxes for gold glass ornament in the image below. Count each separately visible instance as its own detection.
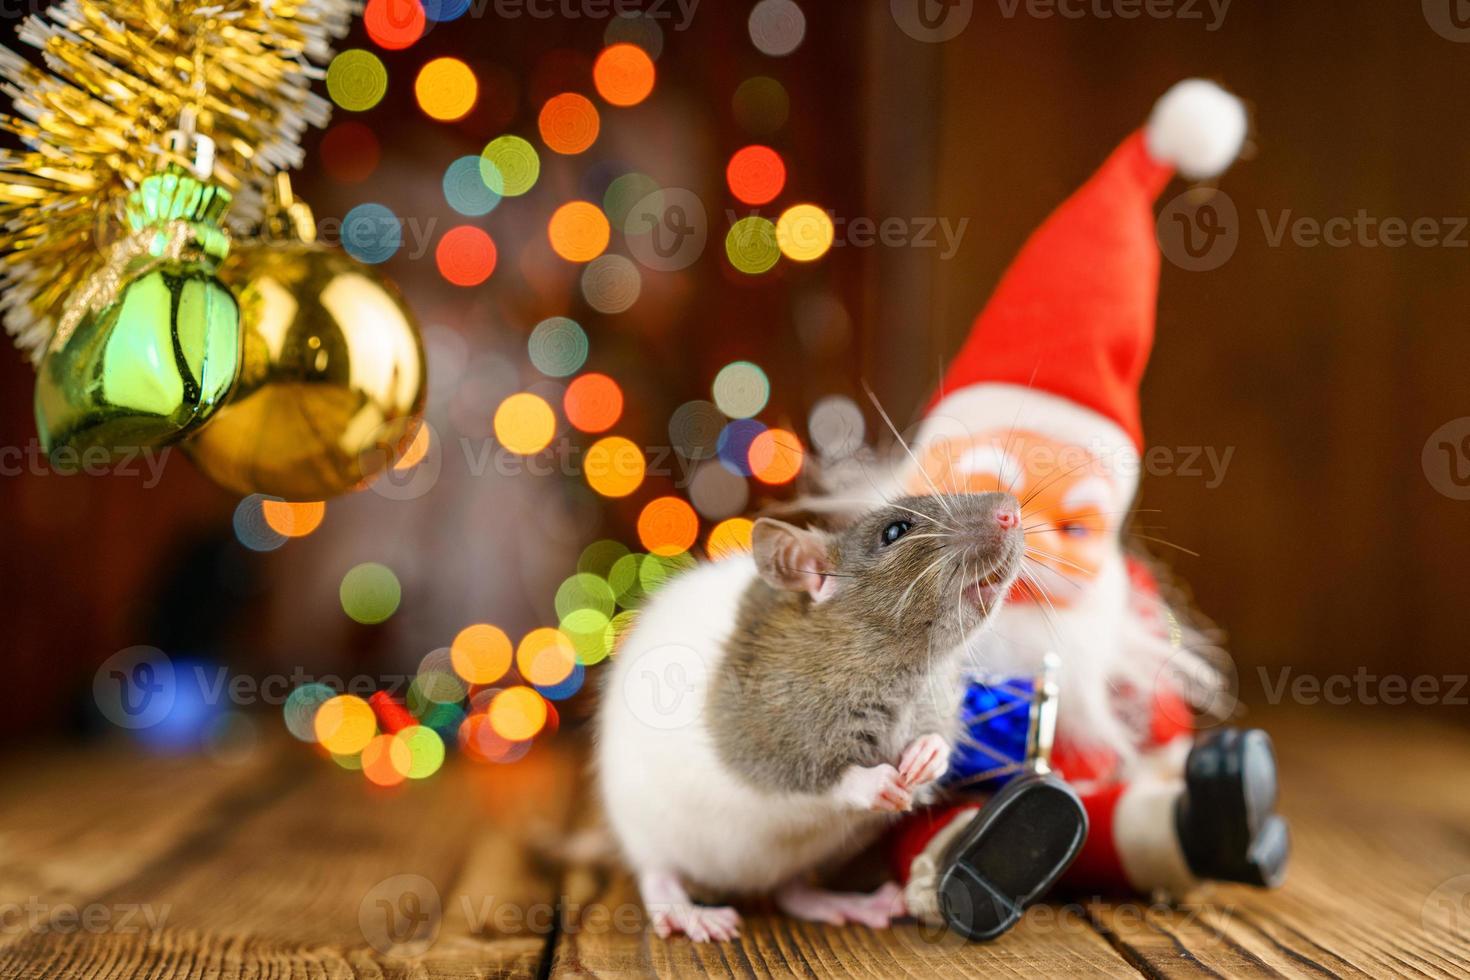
[33,165,240,464]
[183,179,426,500]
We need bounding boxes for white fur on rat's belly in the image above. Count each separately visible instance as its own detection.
[596,555,893,895]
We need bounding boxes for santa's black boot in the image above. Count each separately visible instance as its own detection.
[936,773,1089,941]
[1175,728,1290,888]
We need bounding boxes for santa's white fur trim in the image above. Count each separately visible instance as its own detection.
[919,383,1141,504]
[1145,79,1247,181]
[1113,775,1198,900]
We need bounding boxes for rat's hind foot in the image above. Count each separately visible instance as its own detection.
[775,880,906,930]
[834,763,912,812]
[638,870,742,942]
[898,733,951,790]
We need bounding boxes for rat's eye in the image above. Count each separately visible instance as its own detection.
[881,520,912,546]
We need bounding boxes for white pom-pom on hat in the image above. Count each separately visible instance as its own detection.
[1144,78,1247,180]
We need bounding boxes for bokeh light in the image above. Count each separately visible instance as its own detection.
[584,436,644,497]
[777,204,835,262]
[364,0,425,50]
[709,518,756,561]
[528,317,588,377]
[481,135,540,196]
[436,226,497,286]
[718,419,768,476]
[669,400,725,459]
[749,0,806,56]
[593,43,656,106]
[494,393,556,455]
[579,538,630,577]
[416,57,477,121]
[539,93,600,154]
[326,50,388,111]
[638,497,700,557]
[639,551,695,594]
[726,146,786,205]
[555,573,616,619]
[422,0,469,21]
[559,609,611,665]
[260,499,325,538]
[517,631,573,687]
[548,201,611,261]
[749,427,805,484]
[233,495,286,552]
[732,76,789,136]
[489,686,548,741]
[688,461,749,519]
[606,609,639,650]
[605,11,665,59]
[535,660,586,699]
[809,394,866,458]
[397,725,445,778]
[314,694,377,755]
[283,683,335,742]
[726,216,780,274]
[603,171,659,225]
[443,156,502,216]
[340,563,402,624]
[451,623,512,685]
[563,373,623,433]
[321,122,380,182]
[608,553,647,605]
[342,203,402,264]
[361,732,411,787]
[712,360,771,418]
[581,254,641,313]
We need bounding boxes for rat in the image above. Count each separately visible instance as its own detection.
[596,490,1024,941]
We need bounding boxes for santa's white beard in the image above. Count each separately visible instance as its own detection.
[960,554,1198,763]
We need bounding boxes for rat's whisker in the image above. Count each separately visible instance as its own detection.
[862,381,956,521]
[1127,532,1201,557]
[1017,455,1099,510]
[1023,547,1094,577]
[770,564,860,580]
[1021,507,1164,533]
[895,549,955,620]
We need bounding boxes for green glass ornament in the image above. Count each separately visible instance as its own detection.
[33,168,241,467]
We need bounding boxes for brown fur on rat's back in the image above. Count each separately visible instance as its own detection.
[707,493,1022,797]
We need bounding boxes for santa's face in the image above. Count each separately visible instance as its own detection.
[905,429,1116,608]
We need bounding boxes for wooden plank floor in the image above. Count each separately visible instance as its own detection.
[1,711,1467,978]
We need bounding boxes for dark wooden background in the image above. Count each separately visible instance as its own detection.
[1,0,1466,735]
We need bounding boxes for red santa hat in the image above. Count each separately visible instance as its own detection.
[922,79,1248,503]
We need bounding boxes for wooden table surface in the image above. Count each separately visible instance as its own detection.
[2,710,1468,979]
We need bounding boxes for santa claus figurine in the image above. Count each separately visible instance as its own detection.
[880,78,1289,941]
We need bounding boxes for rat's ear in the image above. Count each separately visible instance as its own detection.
[751,518,838,602]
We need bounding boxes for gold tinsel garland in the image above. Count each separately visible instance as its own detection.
[0,0,355,362]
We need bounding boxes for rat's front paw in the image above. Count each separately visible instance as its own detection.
[835,763,913,812]
[897,733,951,791]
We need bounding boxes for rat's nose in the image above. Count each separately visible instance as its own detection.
[994,507,1020,529]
